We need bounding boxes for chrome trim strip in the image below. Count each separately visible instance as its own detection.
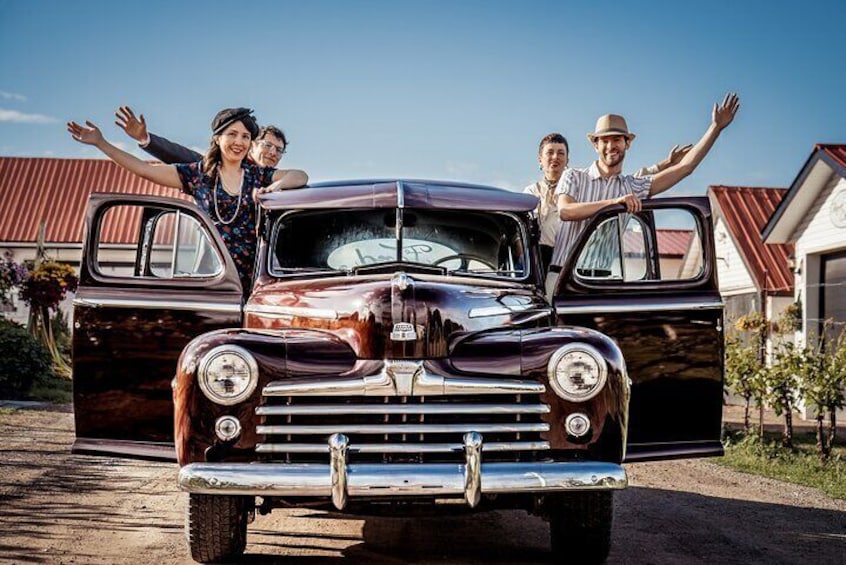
[463,432,482,507]
[263,361,545,397]
[256,403,550,416]
[257,422,549,435]
[255,441,550,454]
[468,304,539,318]
[72,297,241,313]
[329,433,348,510]
[555,299,724,315]
[244,304,340,320]
[178,461,628,497]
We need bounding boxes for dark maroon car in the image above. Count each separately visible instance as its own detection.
[72,180,724,563]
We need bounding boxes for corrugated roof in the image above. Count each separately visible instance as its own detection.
[819,144,846,172]
[623,229,693,257]
[0,157,189,244]
[710,185,793,295]
[656,229,693,257]
[762,143,846,243]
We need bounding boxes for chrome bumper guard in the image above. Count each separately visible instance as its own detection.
[178,433,627,510]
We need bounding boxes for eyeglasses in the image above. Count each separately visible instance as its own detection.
[257,140,285,155]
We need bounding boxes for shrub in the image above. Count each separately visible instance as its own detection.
[0,318,53,399]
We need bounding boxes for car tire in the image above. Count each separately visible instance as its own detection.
[187,494,249,563]
[548,491,613,564]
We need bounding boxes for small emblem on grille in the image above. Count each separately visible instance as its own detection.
[390,322,417,341]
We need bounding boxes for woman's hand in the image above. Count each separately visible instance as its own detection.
[114,106,149,143]
[67,120,104,146]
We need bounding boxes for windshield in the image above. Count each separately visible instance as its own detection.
[270,209,529,279]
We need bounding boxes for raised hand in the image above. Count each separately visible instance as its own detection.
[115,106,148,142]
[67,120,104,146]
[667,144,693,166]
[713,92,740,130]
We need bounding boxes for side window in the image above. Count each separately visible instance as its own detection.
[574,209,704,283]
[94,204,222,279]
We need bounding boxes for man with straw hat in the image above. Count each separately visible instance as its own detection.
[525,132,691,275]
[549,92,740,272]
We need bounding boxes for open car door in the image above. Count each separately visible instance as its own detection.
[552,197,724,462]
[72,194,243,460]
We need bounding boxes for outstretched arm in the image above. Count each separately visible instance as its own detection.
[68,120,182,189]
[635,144,693,177]
[269,168,309,188]
[115,106,202,164]
[649,93,740,195]
[253,169,309,200]
[558,192,642,220]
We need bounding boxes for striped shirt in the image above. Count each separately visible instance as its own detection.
[551,162,652,267]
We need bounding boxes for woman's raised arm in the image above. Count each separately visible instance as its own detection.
[67,120,183,189]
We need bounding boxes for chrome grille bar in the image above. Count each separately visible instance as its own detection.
[255,441,550,454]
[256,422,549,435]
[256,403,550,416]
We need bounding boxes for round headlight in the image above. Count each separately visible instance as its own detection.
[198,345,259,405]
[547,343,607,402]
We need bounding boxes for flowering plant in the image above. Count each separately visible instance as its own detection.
[0,252,28,307]
[20,261,78,311]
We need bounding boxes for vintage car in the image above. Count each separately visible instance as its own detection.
[72,179,724,563]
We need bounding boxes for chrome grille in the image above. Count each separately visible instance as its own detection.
[256,393,550,464]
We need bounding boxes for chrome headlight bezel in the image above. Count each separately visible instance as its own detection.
[197,345,259,406]
[547,343,608,402]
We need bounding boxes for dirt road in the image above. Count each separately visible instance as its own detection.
[1,406,844,564]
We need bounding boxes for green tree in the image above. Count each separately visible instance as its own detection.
[725,336,764,432]
[800,329,846,460]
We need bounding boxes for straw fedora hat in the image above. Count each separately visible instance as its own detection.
[587,114,636,142]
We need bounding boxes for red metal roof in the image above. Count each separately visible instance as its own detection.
[0,157,189,244]
[0,157,190,243]
[818,144,846,171]
[622,229,693,258]
[710,185,794,295]
[656,229,693,257]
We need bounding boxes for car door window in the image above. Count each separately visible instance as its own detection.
[574,209,703,283]
[95,204,222,279]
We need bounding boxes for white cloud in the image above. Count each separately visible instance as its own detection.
[0,108,57,124]
[0,91,27,102]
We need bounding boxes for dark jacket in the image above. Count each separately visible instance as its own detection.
[144,133,202,164]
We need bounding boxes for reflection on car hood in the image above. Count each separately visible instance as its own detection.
[244,272,551,359]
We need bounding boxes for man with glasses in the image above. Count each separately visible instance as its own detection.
[114,105,288,168]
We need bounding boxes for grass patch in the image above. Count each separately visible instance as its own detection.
[25,371,72,404]
[717,430,846,500]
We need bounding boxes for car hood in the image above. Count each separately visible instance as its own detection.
[244,272,551,359]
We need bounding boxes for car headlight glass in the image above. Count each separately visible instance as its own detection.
[198,345,258,405]
[547,344,607,402]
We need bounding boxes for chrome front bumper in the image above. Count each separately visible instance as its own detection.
[178,433,627,510]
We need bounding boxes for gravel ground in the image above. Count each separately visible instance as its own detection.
[0,405,843,564]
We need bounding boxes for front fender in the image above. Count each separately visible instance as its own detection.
[452,326,630,462]
[174,328,357,466]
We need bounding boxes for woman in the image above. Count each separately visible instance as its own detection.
[68,108,308,292]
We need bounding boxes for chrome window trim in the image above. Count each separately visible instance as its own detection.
[555,299,723,315]
[73,297,241,313]
[244,304,340,320]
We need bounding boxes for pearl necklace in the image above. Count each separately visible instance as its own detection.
[214,169,244,225]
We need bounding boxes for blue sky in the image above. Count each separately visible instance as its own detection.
[1,0,844,195]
